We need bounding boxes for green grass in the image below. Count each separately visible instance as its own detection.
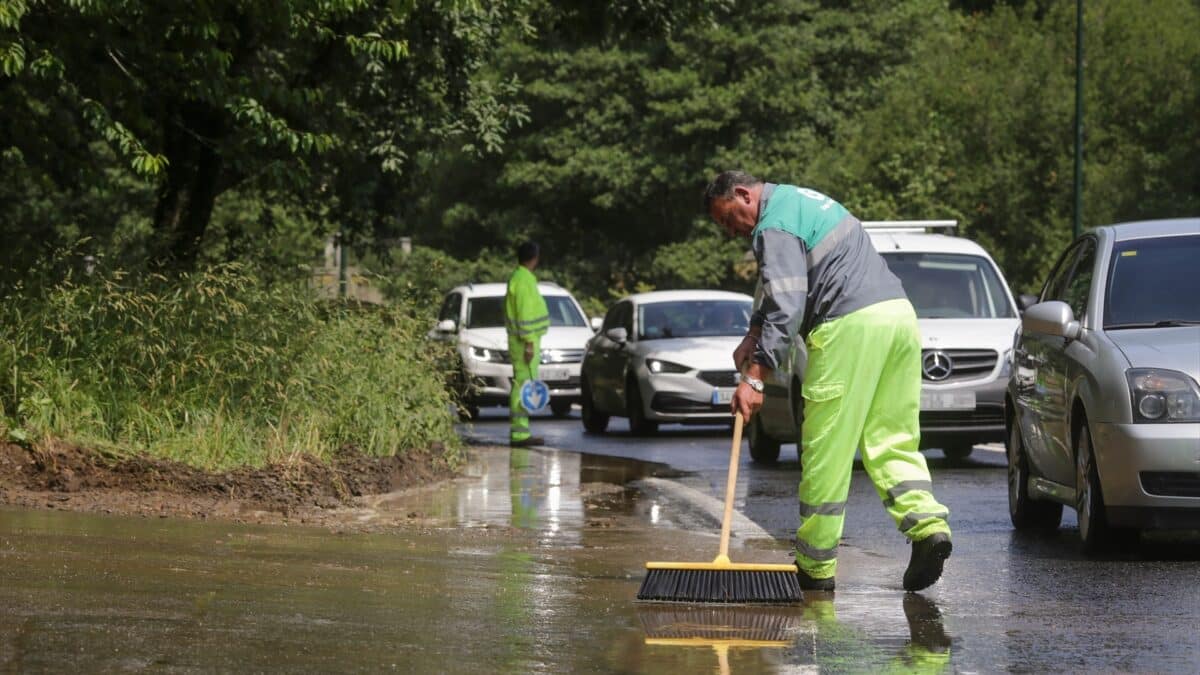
[0,260,461,471]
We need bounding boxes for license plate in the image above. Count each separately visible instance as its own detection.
[921,390,976,411]
[541,367,568,382]
[711,388,735,405]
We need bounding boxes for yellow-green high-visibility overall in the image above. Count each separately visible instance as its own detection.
[795,298,951,580]
[505,266,549,443]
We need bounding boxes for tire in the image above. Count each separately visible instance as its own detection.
[580,376,609,434]
[1075,420,1136,553]
[943,443,975,461]
[1008,421,1063,530]
[626,376,658,436]
[748,413,781,464]
[550,399,573,418]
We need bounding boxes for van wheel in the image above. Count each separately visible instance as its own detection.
[580,376,608,434]
[1008,421,1062,530]
[626,376,658,436]
[1076,420,1136,553]
[748,414,781,464]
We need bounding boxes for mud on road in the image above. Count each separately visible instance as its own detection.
[0,439,460,529]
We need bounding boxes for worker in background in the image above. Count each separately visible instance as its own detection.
[705,170,952,593]
[505,241,550,447]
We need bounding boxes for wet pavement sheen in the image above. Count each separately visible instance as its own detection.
[2,415,1199,672]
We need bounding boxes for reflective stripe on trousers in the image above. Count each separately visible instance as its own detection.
[509,336,541,441]
[795,299,951,579]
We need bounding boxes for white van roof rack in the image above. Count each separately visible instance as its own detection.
[862,220,957,234]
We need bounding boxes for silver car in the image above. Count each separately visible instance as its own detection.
[1006,218,1200,552]
[580,290,753,434]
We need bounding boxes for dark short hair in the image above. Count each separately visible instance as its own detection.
[703,170,762,212]
[516,241,540,264]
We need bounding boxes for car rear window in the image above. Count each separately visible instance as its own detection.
[881,253,1015,319]
[1105,234,1200,329]
[465,295,586,329]
[638,300,752,340]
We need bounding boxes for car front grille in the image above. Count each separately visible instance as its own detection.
[542,349,585,364]
[698,370,739,387]
[922,349,998,383]
[651,393,727,414]
[1141,472,1200,498]
[919,404,1005,428]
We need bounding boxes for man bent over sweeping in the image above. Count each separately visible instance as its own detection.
[706,170,952,593]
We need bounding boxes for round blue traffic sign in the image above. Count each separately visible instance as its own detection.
[520,379,551,413]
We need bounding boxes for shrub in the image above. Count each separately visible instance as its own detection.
[0,259,460,470]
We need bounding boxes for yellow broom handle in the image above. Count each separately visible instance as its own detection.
[718,412,744,560]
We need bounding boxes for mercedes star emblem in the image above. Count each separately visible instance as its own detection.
[922,350,954,381]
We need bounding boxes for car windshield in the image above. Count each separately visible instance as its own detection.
[1105,234,1200,329]
[881,253,1015,319]
[465,295,587,329]
[638,300,751,340]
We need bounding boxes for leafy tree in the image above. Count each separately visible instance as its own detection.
[0,0,531,269]
[828,0,1199,293]
[408,0,944,301]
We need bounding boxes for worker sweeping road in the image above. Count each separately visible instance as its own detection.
[505,241,550,447]
[705,170,952,593]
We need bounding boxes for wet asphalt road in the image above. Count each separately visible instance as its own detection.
[464,407,1200,673]
[3,408,1198,672]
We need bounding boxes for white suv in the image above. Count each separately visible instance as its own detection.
[750,221,1021,463]
[432,282,598,419]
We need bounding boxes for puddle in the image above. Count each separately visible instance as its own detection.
[0,447,949,672]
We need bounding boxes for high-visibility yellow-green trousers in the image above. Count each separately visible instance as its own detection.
[509,336,541,442]
[795,298,951,580]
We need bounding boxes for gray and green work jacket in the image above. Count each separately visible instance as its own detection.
[749,183,907,372]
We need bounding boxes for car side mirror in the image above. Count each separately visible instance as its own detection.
[1017,293,1039,313]
[436,319,457,333]
[605,327,628,343]
[1023,301,1081,340]
[590,316,603,332]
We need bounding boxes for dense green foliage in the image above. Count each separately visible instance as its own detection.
[412,0,1198,297]
[1,0,532,273]
[0,259,460,469]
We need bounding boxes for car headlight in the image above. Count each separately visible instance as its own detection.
[646,358,691,374]
[1126,368,1200,423]
[999,349,1013,378]
[469,346,510,363]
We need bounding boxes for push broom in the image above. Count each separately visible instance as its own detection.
[637,412,802,603]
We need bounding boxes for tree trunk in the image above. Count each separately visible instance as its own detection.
[153,102,224,268]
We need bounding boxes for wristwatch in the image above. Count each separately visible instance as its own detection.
[741,374,765,393]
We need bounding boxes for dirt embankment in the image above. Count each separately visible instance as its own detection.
[0,439,458,527]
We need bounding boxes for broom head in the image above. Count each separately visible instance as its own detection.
[636,556,802,604]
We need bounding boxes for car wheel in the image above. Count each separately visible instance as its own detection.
[943,443,974,461]
[1075,420,1136,553]
[626,375,658,436]
[748,413,781,464]
[580,376,609,434]
[1007,421,1062,530]
[550,399,573,418]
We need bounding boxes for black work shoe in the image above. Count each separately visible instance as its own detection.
[903,532,952,592]
[509,436,545,448]
[795,564,836,592]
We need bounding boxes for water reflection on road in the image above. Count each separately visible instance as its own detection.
[0,446,954,673]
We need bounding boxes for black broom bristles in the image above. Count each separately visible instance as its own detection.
[637,568,803,604]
